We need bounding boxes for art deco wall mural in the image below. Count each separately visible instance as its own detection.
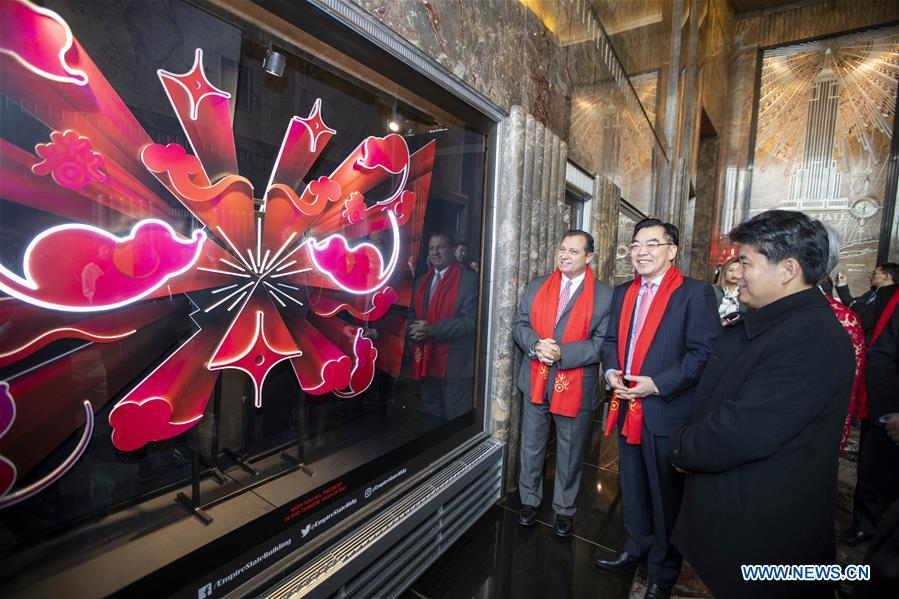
[749,26,899,290]
[0,0,435,507]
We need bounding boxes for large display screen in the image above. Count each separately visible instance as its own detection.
[0,0,489,593]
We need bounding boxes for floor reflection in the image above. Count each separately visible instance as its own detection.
[405,412,635,599]
[405,419,872,599]
[404,504,634,599]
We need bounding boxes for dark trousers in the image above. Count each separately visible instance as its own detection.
[854,419,899,534]
[619,417,684,588]
[518,395,595,516]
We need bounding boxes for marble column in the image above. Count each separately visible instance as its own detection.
[488,106,570,492]
[591,175,621,283]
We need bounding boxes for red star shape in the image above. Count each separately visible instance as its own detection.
[157,48,231,121]
[292,98,336,153]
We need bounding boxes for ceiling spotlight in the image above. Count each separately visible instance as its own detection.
[263,46,286,77]
[388,120,401,133]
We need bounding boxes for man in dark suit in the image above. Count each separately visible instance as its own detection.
[595,218,719,599]
[835,262,898,333]
[409,232,478,420]
[840,266,899,545]
[850,281,899,545]
[669,210,855,598]
[513,230,612,537]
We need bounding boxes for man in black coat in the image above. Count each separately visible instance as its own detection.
[835,262,898,334]
[669,210,855,598]
[850,281,899,545]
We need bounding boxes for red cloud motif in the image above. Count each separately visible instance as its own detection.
[0,0,88,86]
[141,143,204,176]
[333,330,377,398]
[0,219,205,312]
[357,134,409,173]
[109,398,199,452]
[308,176,342,204]
[308,235,387,294]
[310,286,398,320]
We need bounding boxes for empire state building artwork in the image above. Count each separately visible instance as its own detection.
[749,26,899,283]
[782,54,847,211]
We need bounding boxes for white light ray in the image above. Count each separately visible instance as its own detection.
[263,281,303,306]
[197,267,251,279]
[203,281,254,313]
[210,283,239,295]
[215,226,253,271]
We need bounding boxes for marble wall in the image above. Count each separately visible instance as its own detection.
[354,0,571,137]
[489,107,568,490]
[689,135,719,281]
[590,175,621,282]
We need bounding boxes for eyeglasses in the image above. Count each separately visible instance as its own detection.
[629,241,674,252]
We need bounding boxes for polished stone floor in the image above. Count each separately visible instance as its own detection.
[403,415,871,599]
[402,409,714,599]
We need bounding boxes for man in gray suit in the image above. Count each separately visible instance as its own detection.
[409,232,478,420]
[513,229,612,537]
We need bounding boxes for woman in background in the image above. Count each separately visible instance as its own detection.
[713,256,746,323]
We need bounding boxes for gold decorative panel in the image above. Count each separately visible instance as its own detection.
[749,26,899,292]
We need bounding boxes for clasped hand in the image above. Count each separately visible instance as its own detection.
[409,320,433,342]
[608,369,657,399]
[534,338,561,365]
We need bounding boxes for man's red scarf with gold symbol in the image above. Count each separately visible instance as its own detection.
[604,267,683,444]
[412,262,462,379]
[528,267,596,417]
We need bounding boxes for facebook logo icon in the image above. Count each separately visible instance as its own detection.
[198,582,213,599]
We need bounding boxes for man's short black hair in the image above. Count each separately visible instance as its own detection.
[633,218,679,246]
[456,241,469,249]
[728,210,829,285]
[429,231,455,246]
[562,229,594,254]
[877,262,899,282]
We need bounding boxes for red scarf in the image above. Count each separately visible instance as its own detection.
[412,262,462,379]
[528,268,596,417]
[857,286,899,415]
[604,267,684,444]
[825,292,866,452]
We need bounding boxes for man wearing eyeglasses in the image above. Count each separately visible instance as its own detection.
[596,218,719,599]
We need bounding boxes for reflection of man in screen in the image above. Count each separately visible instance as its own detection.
[454,241,469,265]
[409,232,478,419]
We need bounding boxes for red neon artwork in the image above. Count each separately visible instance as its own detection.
[32,130,107,190]
[0,219,206,312]
[0,0,88,86]
[0,0,436,504]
